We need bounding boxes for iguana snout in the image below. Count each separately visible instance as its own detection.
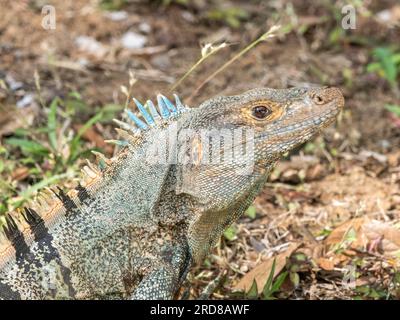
[305,87,344,120]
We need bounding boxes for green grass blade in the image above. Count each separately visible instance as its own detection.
[262,258,276,298]
[47,97,59,151]
[385,104,400,117]
[270,271,288,294]
[11,172,71,208]
[5,138,49,157]
[373,47,398,87]
[246,279,258,299]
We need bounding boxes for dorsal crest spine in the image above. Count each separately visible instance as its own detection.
[113,94,188,136]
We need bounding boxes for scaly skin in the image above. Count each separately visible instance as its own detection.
[0,87,344,299]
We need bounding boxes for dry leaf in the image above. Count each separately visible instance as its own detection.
[11,166,29,181]
[325,218,400,258]
[362,220,400,256]
[317,257,335,271]
[296,242,324,261]
[325,217,366,247]
[233,242,299,294]
[387,150,400,167]
[0,105,37,136]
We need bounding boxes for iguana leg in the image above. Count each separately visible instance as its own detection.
[179,279,191,300]
[131,266,179,300]
[198,270,226,299]
[130,242,192,300]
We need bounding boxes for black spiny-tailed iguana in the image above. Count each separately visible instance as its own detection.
[0,87,344,299]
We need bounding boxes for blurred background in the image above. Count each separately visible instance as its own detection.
[0,0,399,299]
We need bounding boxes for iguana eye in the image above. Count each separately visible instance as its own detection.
[252,105,272,119]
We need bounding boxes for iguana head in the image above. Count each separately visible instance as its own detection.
[178,87,344,261]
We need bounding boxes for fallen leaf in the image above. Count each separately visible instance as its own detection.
[325,217,366,248]
[11,166,30,181]
[317,257,335,271]
[0,105,37,136]
[296,242,324,261]
[306,163,326,181]
[387,150,400,167]
[362,220,400,256]
[233,242,299,294]
[325,217,400,258]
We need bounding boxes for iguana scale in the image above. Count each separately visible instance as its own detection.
[0,87,344,299]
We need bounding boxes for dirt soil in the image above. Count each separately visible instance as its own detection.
[0,0,399,299]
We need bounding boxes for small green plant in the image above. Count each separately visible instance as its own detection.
[354,285,389,300]
[262,259,288,300]
[0,92,111,213]
[223,225,237,241]
[162,0,189,6]
[367,47,400,91]
[245,258,288,300]
[286,252,309,289]
[99,0,127,11]
[206,7,249,28]
[331,227,357,254]
[385,104,400,117]
[354,270,400,299]
[245,205,256,219]
[5,97,104,171]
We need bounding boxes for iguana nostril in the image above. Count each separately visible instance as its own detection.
[311,87,345,109]
[313,94,325,104]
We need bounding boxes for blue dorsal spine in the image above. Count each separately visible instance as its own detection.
[125,109,148,130]
[132,98,154,126]
[113,94,188,137]
[173,94,186,113]
[146,100,161,121]
[158,94,177,115]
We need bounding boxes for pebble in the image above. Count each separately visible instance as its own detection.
[104,11,128,21]
[121,31,147,49]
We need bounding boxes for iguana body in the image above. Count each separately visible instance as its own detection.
[0,87,344,299]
